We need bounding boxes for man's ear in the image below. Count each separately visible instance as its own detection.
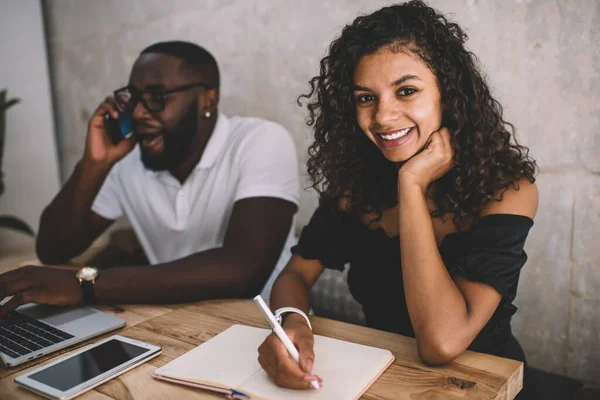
[205,88,219,110]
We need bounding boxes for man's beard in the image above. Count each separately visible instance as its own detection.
[140,102,198,171]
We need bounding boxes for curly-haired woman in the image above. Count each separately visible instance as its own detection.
[258,0,538,396]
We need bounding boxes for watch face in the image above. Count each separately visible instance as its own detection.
[76,267,98,281]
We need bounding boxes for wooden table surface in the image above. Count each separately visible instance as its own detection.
[0,262,523,399]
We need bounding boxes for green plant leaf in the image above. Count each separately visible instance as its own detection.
[0,215,35,236]
[2,98,21,112]
[1,88,21,197]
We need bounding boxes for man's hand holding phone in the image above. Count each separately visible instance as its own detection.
[84,96,136,167]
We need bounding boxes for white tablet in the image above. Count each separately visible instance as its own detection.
[15,335,161,400]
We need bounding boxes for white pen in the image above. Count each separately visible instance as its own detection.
[253,295,320,390]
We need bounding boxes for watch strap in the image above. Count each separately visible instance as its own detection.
[80,280,96,305]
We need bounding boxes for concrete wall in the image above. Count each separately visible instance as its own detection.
[0,0,61,256]
[42,0,599,383]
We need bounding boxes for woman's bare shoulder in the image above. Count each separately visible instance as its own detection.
[480,178,538,219]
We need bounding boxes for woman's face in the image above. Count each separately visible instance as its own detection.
[353,47,443,163]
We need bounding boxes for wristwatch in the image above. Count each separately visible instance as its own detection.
[76,267,99,305]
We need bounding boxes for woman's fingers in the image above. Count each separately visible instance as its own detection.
[258,334,320,389]
[295,331,316,374]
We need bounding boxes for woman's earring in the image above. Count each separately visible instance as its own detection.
[204,111,211,119]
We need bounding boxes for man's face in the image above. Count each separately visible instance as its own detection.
[127,53,206,171]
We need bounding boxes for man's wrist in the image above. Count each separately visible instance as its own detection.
[80,156,114,175]
[92,266,124,304]
[76,266,99,305]
[75,157,114,195]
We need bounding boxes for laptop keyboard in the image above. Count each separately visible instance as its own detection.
[0,311,74,359]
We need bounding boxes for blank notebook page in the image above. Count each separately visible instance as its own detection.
[154,325,267,389]
[240,330,394,400]
[155,324,394,400]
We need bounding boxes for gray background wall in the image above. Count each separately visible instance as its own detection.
[0,0,61,258]
[42,0,599,384]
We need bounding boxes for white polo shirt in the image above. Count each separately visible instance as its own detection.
[91,113,300,299]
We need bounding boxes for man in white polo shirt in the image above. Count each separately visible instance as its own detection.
[0,41,299,312]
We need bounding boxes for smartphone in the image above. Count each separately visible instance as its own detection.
[15,335,161,400]
[104,110,134,144]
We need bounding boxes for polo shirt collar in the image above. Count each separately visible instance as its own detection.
[197,112,229,170]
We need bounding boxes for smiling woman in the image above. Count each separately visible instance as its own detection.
[353,50,442,162]
[301,3,537,224]
[258,1,539,398]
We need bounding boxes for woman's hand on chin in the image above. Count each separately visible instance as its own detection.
[397,128,454,193]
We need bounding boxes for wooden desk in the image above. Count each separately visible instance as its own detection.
[0,266,523,399]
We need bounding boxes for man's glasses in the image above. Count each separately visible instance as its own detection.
[113,82,211,113]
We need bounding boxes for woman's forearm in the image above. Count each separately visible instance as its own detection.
[398,180,470,363]
[270,269,313,316]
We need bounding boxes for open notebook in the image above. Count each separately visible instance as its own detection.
[152,324,394,400]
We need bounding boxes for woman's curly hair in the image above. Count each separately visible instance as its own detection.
[300,0,537,228]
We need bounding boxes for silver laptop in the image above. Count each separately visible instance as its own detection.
[0,303,125,367]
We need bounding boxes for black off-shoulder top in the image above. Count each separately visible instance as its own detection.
[292,204,534,359]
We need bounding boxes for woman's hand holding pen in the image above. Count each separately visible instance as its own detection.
[397,127,455,193]
[258,314,323,389]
